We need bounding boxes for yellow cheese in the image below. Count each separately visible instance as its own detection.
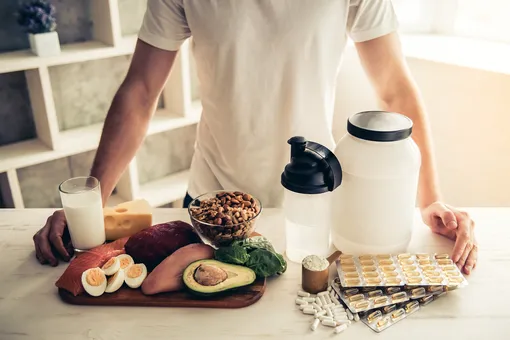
[103,199,153,240]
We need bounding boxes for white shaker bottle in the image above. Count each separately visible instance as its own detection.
[331,111,421,254]
[281,136,342,263]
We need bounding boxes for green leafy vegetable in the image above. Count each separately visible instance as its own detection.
[234,236,276,253]
[245,249,284,277]
[214,244,249,265]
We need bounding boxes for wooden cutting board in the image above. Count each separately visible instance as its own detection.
[58,277,266,309]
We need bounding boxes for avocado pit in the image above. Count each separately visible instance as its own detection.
[194,264,228,286]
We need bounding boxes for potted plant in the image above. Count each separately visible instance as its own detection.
[16,0,60,57]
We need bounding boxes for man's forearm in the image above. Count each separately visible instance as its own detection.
[90,84,155,204]
[380,85,441,208]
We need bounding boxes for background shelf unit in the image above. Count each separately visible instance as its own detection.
[0,0,200,209]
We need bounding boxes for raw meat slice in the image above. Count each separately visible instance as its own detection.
[55,237,128,296]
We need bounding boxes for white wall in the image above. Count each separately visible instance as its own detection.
[332,46,510,207]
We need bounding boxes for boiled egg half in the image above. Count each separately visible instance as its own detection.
[81,267,107,297]
[124,263,147,289]
[105,268,125,293]
[101,256,120,275]
[117,254,134,271]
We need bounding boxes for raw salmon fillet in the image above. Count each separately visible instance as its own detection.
[55,237,129,296]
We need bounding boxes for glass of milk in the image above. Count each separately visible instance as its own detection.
[59,176,106,252]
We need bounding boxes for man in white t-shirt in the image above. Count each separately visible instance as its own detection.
[34,0,477,274]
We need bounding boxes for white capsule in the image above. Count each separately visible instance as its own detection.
[320,295,328,306]
[298,290,310,297]
[303,297,316,303]
[332,296,341,305]
[354,313,360,321]
[315,297,323,307]
[336,319,351,326]
[334,314,348,321]
[334,310,347,316]
[332,306,345,313]
[318,291,329,297]
[326,308,334,318]
[334,324,348,334]
[325,294,332,305]
[320,316,334,322]
[299,304,308,310]
[311,318,320,331]
[303,308,315,315]
[346,309,354,321]
[322,319,337,328]
[312,303,322,311]
[323,303,336,309]
[295,298,306,305]
[315,310,327,317]
[327,286,332,292]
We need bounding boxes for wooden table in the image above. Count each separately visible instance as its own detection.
[0,208,509,340]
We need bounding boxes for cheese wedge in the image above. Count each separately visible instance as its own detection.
[103,199,153,240]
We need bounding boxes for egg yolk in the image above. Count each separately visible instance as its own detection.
[86,269,104,286]
[127,265,142,278]
[103,258,115,269]
[120,258,131,269]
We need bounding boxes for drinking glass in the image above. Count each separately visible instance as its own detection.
[59,176,106,252]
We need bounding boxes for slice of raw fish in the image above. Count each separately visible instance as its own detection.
[55,237,128,296]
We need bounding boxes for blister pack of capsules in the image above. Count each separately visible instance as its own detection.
[336,253,468,288]
[359,292,445,333]
[331,277,446,313]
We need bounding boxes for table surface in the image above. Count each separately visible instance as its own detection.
[0,208,509,340]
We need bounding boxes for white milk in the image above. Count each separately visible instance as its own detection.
[62,190,105,250]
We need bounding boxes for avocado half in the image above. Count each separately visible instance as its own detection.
[182,259,256,296]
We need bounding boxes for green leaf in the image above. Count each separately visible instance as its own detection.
[245,249,285,277]
[214,245,249,265]
[236,236,276,253]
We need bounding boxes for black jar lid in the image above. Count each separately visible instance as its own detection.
[347,111,413,142]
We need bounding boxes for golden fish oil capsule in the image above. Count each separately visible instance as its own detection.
[341,265,357,272]
[419,294,434,306]
[355,300,370,309]
[341,258,354,265]
[411,287,426,298]
[391,308,405,320]
[376,317,389,329]
[398,253,412,260]
[366,278,382,285]
[437,259,453,266]
[376,254,391,260]
[420,265,436,271]
[344,288,359,296]
[359,255,373,261]
[391,292,407,302]
[435,253,449,259]
[383,304,397,314]
[405,300,420,313]
[368,290,383,298]
[448,277,464,284]
[374,296,389,306]
[446,271,460,277]
[426,277,443,284]
[402,265,417,272]
[367,310,382,323]
[442,265,457,271]
[383,271,398,277]
[360,260,375,266]
[399,259,414,266]
[362,266,377,272]
[345,272,360,278]
[363,272,379,278]
[385,287,400,295]
[427,285,444,293]
[379,259,393,266]
[349,294,364,302]
[362,286,376,293]
[408,277,422,284]
[386,277,401,285]
[424,270,440,276]
[419,259,431,265]
[340,254,353,259]
[381,265,396,272]
[416,253,429,260]
[405,271,420,277]
[346,278,361,286]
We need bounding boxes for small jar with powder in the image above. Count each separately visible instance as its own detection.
[301,254,330,294]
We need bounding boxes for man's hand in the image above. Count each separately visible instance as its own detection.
[33,210,73,266]
[421,202,478,275]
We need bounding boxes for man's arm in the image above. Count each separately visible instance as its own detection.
[354,33,477,274]
[91,39,178,203]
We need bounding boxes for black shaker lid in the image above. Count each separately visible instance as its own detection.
[347,111,413,142]
[281,136,342,194]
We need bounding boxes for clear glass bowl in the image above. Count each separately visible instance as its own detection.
[187,191,262,248]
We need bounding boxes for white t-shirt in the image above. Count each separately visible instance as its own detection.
[139,0,399,208]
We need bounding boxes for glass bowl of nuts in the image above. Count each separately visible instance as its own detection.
[188,190,262,248]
